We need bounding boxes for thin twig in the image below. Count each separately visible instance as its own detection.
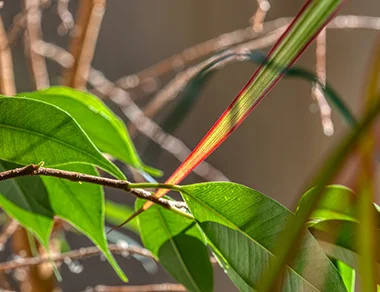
[24,0,50,89]
[0,220,19,250]
[251,0,271,32]
[0,15,16,95]
[57,0,74,35]
[0,243,153,272]
[31,41,229,182]
[89,69,230,182]
[116,17,290,93]
[313,28,333,136]
[115,15,380,95]
[88,284,186,292]
[0,164,187,213]
[138,28,285,126]
[63,0,106,88]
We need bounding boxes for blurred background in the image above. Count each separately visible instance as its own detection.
[1,0,380,291]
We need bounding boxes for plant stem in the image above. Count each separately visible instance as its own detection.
[128,182,183,192]
[23,0,49,89]
[0,164,191,219]
[0,16,16,95]
[87,283,186,292]
[62,0,106,88]
[0,243,153,272]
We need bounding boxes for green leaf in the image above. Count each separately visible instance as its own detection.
[181,182,347,291]
[336,260,355,292]
[41,164,127,281]
[105,200,139,232]
[0,96,124,179]
[18,87,161,177]
[297,185,359,224]
[136,199,213,292]
[0,161,54,247]
[299,186,380,283]
[0,161,127,281]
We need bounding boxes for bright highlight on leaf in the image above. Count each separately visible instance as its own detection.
[181,182,347,291]
[141,0,346,212]
[0,96,125,179]
[19,87,161,177]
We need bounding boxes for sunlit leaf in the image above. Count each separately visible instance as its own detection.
[181,182,347,291]
[297,185,359,224]
[136,199,213,292]
[141,0,347,214]
[0,160,53,247]
[18,87,161,177]
[41,164,127,281]
[0,96,124,179]
[336,260,355,292]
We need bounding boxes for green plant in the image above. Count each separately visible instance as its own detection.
[1,0,380,291]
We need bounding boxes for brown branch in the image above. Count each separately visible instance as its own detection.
[88,284,186,292]
[89,69,230,182]
[0,243,153,272]
[251,0,271,32]
[116,17,289,93]
[115,15,380,96]
[0,15,16,95]
[31,41,229,182]
[57,0,74,35]
[62,0,106,88]
[138,29,284,126]
[0,164,187,212]
[23,0,50,89]
[0,220,19,249]
[312,28,333,136]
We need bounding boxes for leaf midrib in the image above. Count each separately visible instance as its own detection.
[182,190,321,291]
[157,208,201,292]
[0,123,106,168]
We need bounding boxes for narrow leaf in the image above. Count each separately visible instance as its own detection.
[19,87,161,177]
[142,0,346,211]
[136,199,213,292]
[0,96,124,179]
[105,200,139,232]
[181,182,347,291]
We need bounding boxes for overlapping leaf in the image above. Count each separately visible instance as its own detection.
[299,185,380,280]
[0,161,54,247]
[141,0,347,213]
[41,164,126,281]
[0,96,124,179]
[181,182,347,291]
[136,199,213,292]
[0,161,127,281]
[18,87,161,177]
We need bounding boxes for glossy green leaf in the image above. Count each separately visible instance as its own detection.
[0,96,124,179]
[300,186,380,282]
[141,0,346,214]
[105,200,139,232]
[18,87,161,177]
[136,199,213,292]
[41,164,127,281]
[181,182,347,291]
[336,260,355,292]
[0,161,54,247]
[298,185,359,224]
